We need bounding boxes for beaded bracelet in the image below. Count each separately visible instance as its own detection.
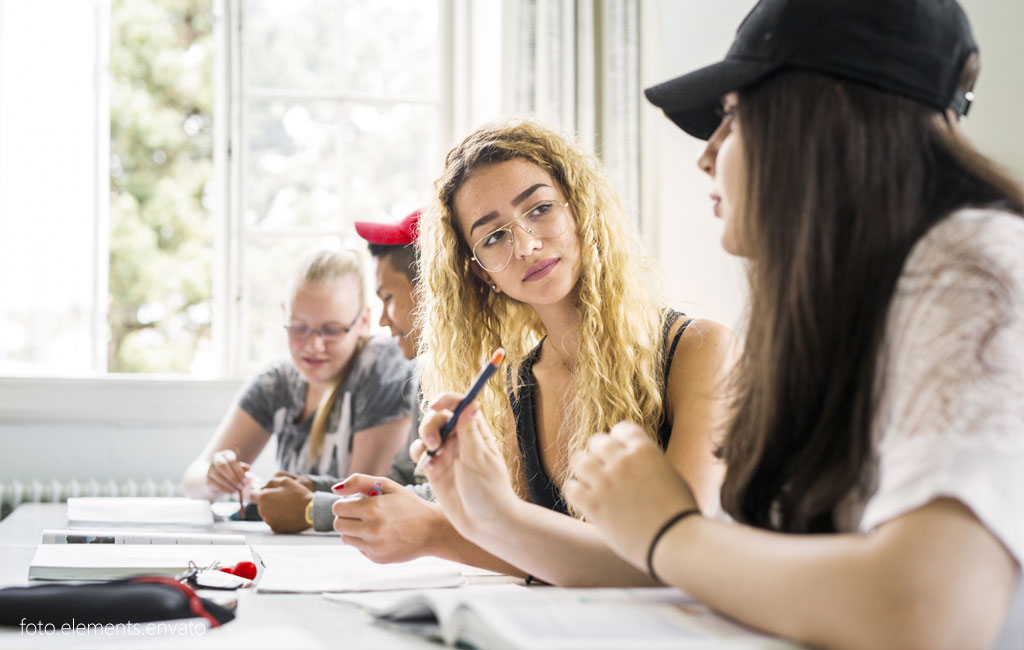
[646,508,701,583]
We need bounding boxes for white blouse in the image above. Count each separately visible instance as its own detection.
[851,207,1024,648]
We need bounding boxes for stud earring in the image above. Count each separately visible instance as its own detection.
[491,283,498,291]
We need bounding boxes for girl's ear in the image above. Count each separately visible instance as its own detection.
[469,262,500,293]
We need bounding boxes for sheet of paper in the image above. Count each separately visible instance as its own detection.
[67,497,214,526]
[253,544,495,593]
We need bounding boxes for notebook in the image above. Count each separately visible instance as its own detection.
[27,544,254,581]
[326,585,798,650]
[41,529,245,545]
[66,497,214,526]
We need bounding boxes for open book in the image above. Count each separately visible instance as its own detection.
[326,584,797,650]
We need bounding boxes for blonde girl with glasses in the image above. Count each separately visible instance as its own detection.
[379,118,736,585]
[183,249,414,514]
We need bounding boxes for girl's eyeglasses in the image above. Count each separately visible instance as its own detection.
[471,200,571,273]
[283,309,361,343]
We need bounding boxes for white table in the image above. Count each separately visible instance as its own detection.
[0,503,797,650]
[0,503,439,649]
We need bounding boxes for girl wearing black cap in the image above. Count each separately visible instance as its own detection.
[564,0,1023,647]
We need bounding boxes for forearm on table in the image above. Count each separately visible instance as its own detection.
[425,514,525,578]
[181,460,213,500]
[652,502,1015,649]
[473,501,658,587]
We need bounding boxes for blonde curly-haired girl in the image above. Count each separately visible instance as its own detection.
[407,118,735,586]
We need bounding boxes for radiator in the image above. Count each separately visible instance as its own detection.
[0,478,184,520]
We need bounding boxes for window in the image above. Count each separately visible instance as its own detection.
[0,0,443,378]
[232,0,442,375]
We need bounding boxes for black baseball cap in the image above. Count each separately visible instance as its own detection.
[645,0,978,140]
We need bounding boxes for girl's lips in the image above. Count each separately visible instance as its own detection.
[710,193,721,218]
[303,358,328,366]
[523,257,559,281]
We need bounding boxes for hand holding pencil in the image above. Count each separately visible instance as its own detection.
[413,348,505,475]
[412,348,526,541]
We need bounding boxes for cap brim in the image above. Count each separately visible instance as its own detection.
[645,58,778,140]
[354,221,413,246]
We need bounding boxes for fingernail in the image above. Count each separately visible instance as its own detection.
[331,482,345,491]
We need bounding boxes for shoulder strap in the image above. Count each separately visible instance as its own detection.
[663,315,692,381]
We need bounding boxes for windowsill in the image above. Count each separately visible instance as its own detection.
[0,376,243,423]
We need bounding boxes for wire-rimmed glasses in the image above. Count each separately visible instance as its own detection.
[283,308,362,344]
[470,200,571,273]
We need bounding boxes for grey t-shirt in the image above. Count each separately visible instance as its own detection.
[307,369,433,533]
[238,336,413,478]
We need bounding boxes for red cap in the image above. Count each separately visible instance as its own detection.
[354,210,421,246]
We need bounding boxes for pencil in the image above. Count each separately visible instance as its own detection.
[235,447,245,520]
[414,347,505,475]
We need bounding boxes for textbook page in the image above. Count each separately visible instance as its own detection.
[327,585,798,650]
[41,529,246,545]
[28,544,254,581]
[67,497,214,526]
[253,544,498,593]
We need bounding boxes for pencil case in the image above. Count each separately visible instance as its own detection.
[0,576,235,627]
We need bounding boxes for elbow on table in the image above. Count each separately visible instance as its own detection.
[850,582,1009,650]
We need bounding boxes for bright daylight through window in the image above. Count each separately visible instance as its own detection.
[0,0,441,378]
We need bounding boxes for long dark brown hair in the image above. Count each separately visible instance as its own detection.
[719,70,1023,533]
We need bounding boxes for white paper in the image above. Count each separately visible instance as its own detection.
[67,497,214,526]
[253,544,491,593]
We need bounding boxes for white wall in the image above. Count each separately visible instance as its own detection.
[0,378,276,488]
[641,0,1024,335]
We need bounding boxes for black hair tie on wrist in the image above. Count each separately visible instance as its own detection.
[646,508,701,584]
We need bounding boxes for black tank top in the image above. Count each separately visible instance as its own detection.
[509,311,692,514]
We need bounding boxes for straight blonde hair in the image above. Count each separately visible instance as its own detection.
[289,249,367,460]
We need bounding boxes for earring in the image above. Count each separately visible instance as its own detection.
[491,283,498,291]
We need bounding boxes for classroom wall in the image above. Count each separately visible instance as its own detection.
[642,0,1024,334]
[0,378,276,490]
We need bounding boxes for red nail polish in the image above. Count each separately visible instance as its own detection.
[332,482,345,491]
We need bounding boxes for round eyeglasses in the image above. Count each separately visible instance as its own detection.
[471,200,571,273]
[283,308,361,344]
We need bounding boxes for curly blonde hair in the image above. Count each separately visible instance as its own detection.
[417,118,666,499]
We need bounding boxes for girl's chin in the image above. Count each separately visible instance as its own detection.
[298,363,338,384]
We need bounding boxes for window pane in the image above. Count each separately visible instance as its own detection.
[244,100,437,230]
[244,99,342,230]
[0,0,101,376]
[243,0,341,92]
[108,0,214,374]
[338,0,439,97]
